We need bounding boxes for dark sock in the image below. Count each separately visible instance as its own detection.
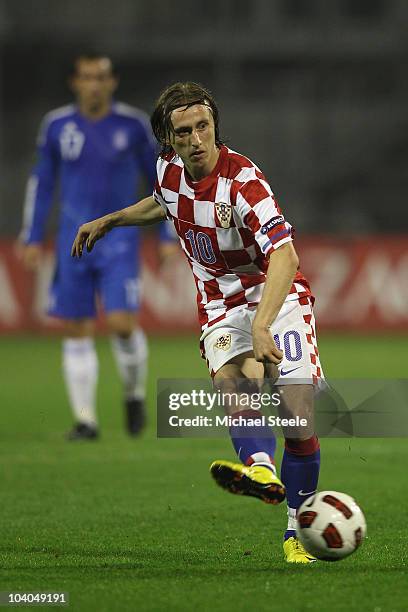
[229,409,277,469]
[281,435,320,539]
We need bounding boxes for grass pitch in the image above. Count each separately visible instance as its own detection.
[0,334,407,611]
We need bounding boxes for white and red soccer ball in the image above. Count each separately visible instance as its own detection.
[296,491,367,561]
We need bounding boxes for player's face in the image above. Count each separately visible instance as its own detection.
[170,105,219,180]
[71,58,117,112]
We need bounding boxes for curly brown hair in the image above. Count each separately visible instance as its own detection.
[150,82,223,157]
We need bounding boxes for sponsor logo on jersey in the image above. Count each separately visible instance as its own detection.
[214,333,232,351]
[162,196,177,205]
[59,122,85,160]
[261,215,284,234]
[280,366,301,376]
[215,202,232,228]
[113,129,129,150]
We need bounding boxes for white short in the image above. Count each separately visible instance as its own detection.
[200,297,324,386]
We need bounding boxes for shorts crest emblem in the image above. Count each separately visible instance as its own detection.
[214,333,232,351]
[215,202,232,228]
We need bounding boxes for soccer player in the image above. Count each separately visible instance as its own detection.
[71,82,323,563]
[19,54,159,440]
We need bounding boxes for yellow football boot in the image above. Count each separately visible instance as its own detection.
[283,537,317,563]
[210,460,286,505]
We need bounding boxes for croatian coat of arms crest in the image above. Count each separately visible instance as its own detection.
[214,334,232,351]
[215,202,232,228]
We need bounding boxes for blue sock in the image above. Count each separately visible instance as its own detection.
[281,436,320,540]
[229,409,276,468]
[283,529,297,541]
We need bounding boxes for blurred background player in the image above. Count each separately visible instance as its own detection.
[18,53,159,440]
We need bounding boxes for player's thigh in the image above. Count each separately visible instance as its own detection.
[98,254,141,317]
[48,252,97,320]
[225,351,278,382]
[213,352,269,415]
[213,359,248,415]
[214,352,262,383]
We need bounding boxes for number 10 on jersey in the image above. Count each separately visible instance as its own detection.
[185,229,216,264]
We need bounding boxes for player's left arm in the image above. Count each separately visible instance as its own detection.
[252,242,299,364]
[71,196,166,258]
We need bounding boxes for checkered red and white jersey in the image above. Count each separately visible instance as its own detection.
[153,145,311,330]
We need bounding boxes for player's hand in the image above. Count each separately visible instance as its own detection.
[71,218,112,258]
[252,324,283,365]
[17,242,42,271]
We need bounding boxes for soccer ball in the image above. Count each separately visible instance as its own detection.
[296,491,366,561]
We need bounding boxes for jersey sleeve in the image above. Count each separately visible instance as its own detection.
[20,115,58,244]
[235,175,293,256]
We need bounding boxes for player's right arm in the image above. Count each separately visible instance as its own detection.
[18,114,59,270]
[71,196,166,258]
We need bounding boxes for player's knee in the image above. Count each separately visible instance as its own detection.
[63,319,94,338]
[213,366,240,395]
[213,364,240,382]
[112,328,133,339]
[213,365,259,414]
[106,313,135,337]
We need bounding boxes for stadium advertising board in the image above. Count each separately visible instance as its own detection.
[0,236,407,333]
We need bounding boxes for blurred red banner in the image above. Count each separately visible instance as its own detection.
[1,236,407,334]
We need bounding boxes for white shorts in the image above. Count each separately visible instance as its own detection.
[200,297,324,386]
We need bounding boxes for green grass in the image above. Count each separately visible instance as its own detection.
[0,335,407,611]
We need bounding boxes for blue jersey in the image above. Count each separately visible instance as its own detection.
[21,101,157,252]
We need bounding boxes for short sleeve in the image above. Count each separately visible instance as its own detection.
[235,177,293,256]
